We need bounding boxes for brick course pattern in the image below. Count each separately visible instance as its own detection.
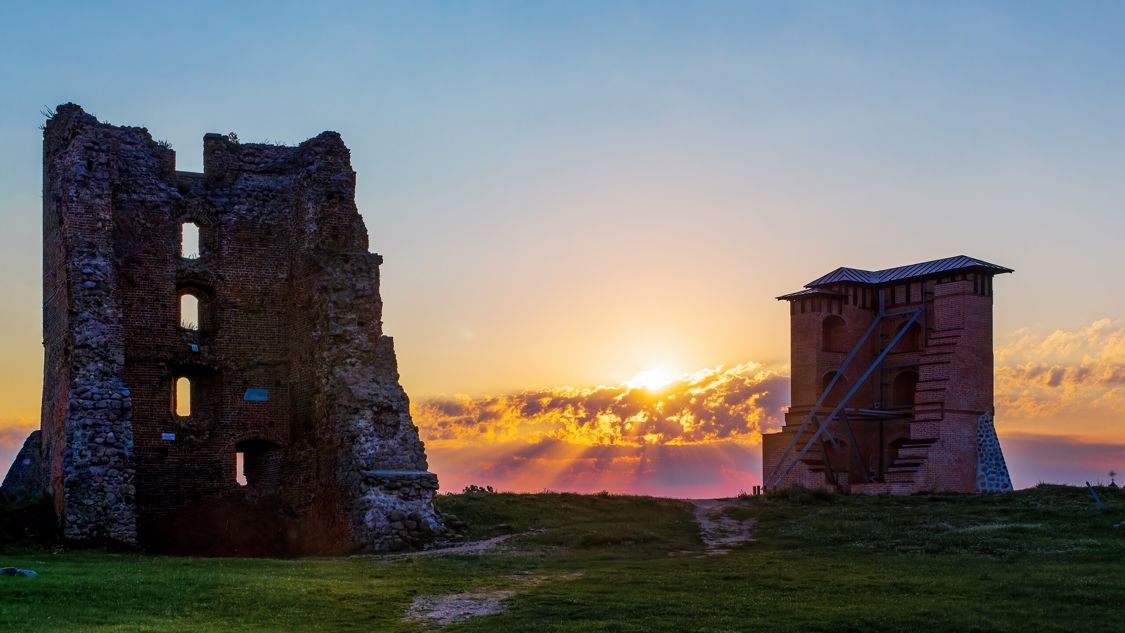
[762,257,1015,494]
[3,104,442,552]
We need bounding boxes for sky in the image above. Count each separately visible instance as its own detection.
[1,1,1123,496]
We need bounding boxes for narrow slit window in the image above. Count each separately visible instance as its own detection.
[180,293,199,330]
[235,452,247,486]
[175,377,191,416]
[181,222,200,259]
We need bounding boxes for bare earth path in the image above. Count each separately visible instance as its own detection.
[351,531,538,562]
[691,499,755,555]
[402,572,584,627]
[399,500,753,626]
[387,532,524,558]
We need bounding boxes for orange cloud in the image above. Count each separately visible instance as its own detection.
[413,362,789,448]
[411,362,789,497]
[414,323,1125,495]
[996,318,1125,425]
[412,362,786,496]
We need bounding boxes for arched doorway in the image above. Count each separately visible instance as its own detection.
[821,370,851,408]
[892,370,918,408]
[234,439,283,493]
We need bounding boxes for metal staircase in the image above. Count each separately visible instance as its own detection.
[764,297,925,491]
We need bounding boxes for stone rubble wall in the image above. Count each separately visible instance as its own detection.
[43,105,142,543]
[975,409,1013,493]
[358,472,441,551]
[307,250,442,550]
[12,104,442,552]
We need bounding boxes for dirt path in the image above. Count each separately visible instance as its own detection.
[691,499,754,555]
[403,588,516,627]
[352,531,536,561]
[390,532,523,558]
[403,572,583,627]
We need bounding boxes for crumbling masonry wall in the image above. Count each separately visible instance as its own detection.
[13,104,441,552]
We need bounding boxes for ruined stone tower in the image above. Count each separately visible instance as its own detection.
[762,256,1014,494]
[6,104,441,552]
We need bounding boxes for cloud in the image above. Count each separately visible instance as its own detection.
[414,362,789,448]
[413,362,787,497]
[995,318,1125,423]
[416,320,1125,496]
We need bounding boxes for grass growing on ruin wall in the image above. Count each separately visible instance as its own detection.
[1,485,1123,632]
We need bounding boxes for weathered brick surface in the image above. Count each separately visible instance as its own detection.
[10,104,442,552]
[764,266,1014,494]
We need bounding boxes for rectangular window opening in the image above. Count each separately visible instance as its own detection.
[181,222,200,259]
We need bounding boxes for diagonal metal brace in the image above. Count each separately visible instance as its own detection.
[768,308,923,490]
[763,312,885,487]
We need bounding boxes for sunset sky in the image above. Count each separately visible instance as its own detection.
[1,2,1123,496]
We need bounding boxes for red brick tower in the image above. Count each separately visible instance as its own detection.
[761,256,1013,494]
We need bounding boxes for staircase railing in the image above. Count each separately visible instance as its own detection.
[765,304,923,490]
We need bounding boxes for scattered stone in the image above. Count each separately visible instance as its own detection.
[0,567,39,577]
[404,590,515,626]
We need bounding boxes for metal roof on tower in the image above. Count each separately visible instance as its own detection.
[806,255,1013,287]
[777,255,1013,300]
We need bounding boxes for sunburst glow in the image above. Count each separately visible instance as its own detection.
[627,366,679,391]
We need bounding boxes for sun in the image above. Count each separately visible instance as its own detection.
[627,366,678,391]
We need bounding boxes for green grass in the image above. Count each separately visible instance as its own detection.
[1,486,1123,631]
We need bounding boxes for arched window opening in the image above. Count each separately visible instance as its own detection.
[820,371,850,408]
[822,315,848,353]
[174,376,192,417]
[181,222,200,259]
[892,371,918,408]
[180,293,200,330]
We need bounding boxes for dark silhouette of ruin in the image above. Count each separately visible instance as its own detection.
[763,256,1014,494]
[1,104,442,553]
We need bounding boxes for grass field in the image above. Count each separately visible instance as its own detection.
[1,485,1123,632]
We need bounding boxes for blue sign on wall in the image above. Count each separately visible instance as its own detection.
[243,388,269,402]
